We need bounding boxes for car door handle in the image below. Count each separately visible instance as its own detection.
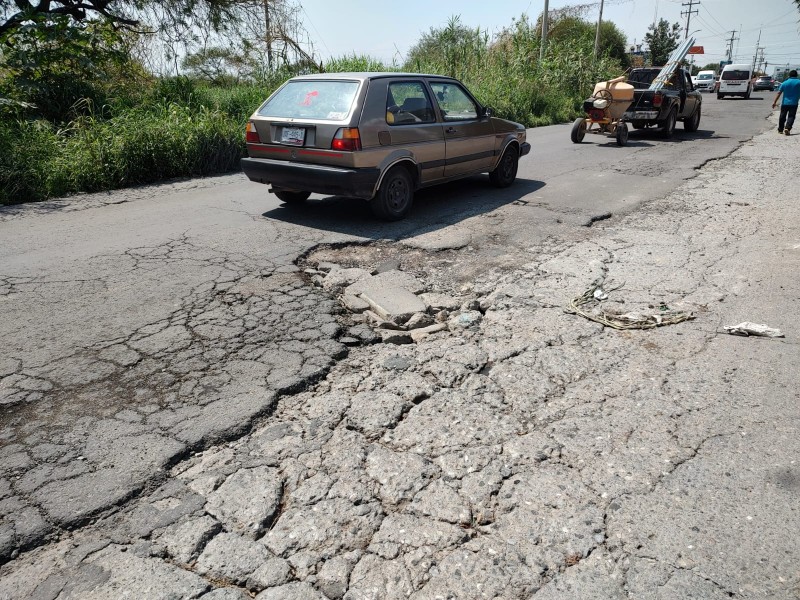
[446,127,458,134]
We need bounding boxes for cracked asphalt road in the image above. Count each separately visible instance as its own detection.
[1,95,798,598]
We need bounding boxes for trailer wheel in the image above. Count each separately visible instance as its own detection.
[615,123,629,146]
[571,118,587,143]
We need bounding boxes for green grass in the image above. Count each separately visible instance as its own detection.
[1,102,247,204]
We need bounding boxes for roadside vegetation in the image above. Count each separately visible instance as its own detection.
[1,2,629,205]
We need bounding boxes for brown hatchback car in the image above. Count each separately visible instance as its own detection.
[241,72,531,220]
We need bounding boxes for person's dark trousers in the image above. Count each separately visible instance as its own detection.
[779,104,798,131]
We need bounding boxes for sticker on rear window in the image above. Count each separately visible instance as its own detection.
[326,112,346,120]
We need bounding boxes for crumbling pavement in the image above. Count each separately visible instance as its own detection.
[1,125,799,599]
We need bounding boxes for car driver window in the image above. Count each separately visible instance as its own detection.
[430,83,478,121]
[386,82,435,125]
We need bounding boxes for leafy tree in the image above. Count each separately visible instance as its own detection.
[182,46,244,84]
[645,18,681,66]
[0,1,243,39]
[0,15,147,120]
[532,13,630,68]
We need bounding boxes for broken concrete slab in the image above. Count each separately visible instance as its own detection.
[419,292,462,312]
[359,286,427,324]
[321,268,371,294]
[341,294,370,313]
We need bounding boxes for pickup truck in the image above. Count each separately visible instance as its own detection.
[623,67,702,136]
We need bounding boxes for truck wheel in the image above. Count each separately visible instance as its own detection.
[661,108,677,138]
[615,123,629,146]
[371,166,414,221]
[717,93,724,100]
[489,145,519,188]
[684,106,701,132]
[570,118,587,143]
[274,190,311,204]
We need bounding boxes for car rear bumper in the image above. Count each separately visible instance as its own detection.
[520,142,531,157]
[623,110,659,120]
[241,157,380,199]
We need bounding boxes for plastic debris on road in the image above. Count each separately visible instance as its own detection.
[723,322,785,338]
[566,279,695,330]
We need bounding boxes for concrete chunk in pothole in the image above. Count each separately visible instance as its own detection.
[321,268,371,294]
[358,285,426,324]
[345,269,425,297]
[205,466,282,539]
[419,292,462,311]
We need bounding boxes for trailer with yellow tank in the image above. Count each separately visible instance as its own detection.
[570,76,634,146]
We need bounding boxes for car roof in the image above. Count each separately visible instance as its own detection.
[286,72,460,83]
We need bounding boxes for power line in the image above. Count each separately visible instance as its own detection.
[681,0,700,39]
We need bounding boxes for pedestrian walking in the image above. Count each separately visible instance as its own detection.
[773,69,800,135]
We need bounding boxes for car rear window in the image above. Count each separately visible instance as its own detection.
[722,70,749,80]
[258,80,360,121]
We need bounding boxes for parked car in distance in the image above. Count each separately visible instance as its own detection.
[241,72,531,220]
[694,70,717,92]
[753,75,777,91]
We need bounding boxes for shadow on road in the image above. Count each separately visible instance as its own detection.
[627,128,729,143]
[261,177,546,239]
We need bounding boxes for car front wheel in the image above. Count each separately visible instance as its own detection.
[489,145,519,188]
[371,166,414,221]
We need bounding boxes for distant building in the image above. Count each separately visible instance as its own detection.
[774,65,800,82]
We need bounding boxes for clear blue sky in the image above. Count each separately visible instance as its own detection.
[299,0,800,71]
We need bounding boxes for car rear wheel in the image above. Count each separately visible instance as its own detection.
[661,107,677,138]
[570,118,587,143]
[274,190,311,204]
[684,106,701,132]
[489,145,519,188]
[371,166,413,221]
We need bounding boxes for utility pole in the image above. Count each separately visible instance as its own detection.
[594,0,605,60]
[540,0,549,61]
[725,30,738,63]
[263,0,273,72]
[681,0,699,39]
[751,29,761,73]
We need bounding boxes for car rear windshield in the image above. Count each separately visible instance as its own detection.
[627,69,659,88]
[258,80,360,121]
[722,70,749,80]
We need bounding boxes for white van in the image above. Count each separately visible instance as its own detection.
[718,63,753,99]
[694,69,717,92]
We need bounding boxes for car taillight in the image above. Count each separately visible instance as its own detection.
[652,92,663,108]
[246,122,260,143]
[331,128,361,151]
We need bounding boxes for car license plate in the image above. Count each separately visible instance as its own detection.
[281,127,305,146]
